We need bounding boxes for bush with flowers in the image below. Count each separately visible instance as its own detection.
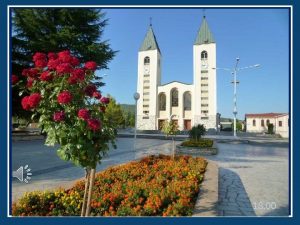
[12,155,207,216]
[13,50,117,216]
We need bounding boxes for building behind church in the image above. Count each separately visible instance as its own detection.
[136,16,218,131]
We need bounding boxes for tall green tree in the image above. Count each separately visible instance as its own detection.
[104,97,125,128]
[12,8,116,120]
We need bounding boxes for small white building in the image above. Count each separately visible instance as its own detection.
[245,113,289,138]
[136,16,217,131]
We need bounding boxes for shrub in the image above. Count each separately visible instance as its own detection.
[181,139,213,148]
[268,123,274,134]
[12,155,207,217]
[188,124,206,141]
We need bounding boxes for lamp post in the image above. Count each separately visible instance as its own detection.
[213,58,260,137]
[133,92,140,140]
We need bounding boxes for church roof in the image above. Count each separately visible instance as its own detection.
[139,26,161,53]
[194,16,215,45]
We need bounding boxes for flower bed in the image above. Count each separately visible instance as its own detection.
[181,139,213,148]
[12,155,207,216]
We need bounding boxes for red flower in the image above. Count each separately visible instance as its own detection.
[22,68,39,78]
[58,50,72,63]
[93,91,102,99]
[53,111,65,122]
[57,91,72,104]
[71,57,80,67]
[84,84,97,97]
[28,93,42,108]
[71,68,85,81]
[56,63,73,74]
[99,106,106,113]
[47,59,61,70]
[21,96,31,110]
[67,75,78,84]
[78,109,90,121]
[33,52,46,62]
[84,61,97,71]
[40,71,53,82]
[35,59,47,68]
[100,97,110,105]
[87,118,101,131]
[26,78,34,88]
[48,52,57,60]
[12,75,19,85]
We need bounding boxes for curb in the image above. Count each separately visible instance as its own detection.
[193,160,219,216]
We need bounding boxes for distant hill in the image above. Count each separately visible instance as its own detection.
[120,104,135,114]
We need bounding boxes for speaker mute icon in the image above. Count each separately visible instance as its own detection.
[13,165,32,183]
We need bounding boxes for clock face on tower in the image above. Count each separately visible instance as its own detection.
[201,59,208,69]
[144,66,150,74]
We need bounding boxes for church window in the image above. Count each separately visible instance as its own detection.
[266,120,270,125]
[201,51,208,60]
[159,93,166,111]
[144,56,150,65]
[279,121,282,127]
[261,120,264,126]
[183,92,191,111]
[171,89,178,107]
[253,119,256,126]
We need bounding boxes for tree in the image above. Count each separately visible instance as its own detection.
[161,120,179,159]
[15,51,116,216]
[188,124,206,141]
[12,8,116,120]
[103,97,125,128]
[268,123,274,134]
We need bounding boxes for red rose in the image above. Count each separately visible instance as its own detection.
[40,71,53,82]
[99,106,106,113]
[67,75,78,85]
[71,68,85,81]
[22,68,39,78]
[35,59,47,68]
[48,52,57,60]
[58,50,72,63]
[47,59,61,70]
[57,91,72,104]
[84,84,97,97]
[56,63,73,74]
[78,109,90,121]
[71,57,80,67]
[53,111,65,122]
[21,96,31,110]
[12,75,19,85]
[100,97,110,105]
[28,93,41,108]
[93,91,102,99]
[87,118,101,131]
[33,52,46,62]
[26,78,34,88]
[84,61,97,71]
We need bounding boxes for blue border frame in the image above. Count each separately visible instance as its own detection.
[1,1,298,225]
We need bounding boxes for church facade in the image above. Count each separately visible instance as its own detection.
[136,16,218,131]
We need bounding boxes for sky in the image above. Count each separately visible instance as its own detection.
[99,8,290,119]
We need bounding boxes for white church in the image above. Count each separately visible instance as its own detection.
[136,16,218,131]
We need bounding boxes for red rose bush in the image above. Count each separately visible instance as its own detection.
[16,50,116,169]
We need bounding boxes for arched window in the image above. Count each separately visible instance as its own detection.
[159,93,166,111]
[144,56,150,65]
[253,119,256,127]
[183,92,191,110]
[261,120,264,127]
[266,119,270,125]
[171,89,178,107]
[201,51,208,60]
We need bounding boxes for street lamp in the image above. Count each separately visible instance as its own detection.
[133,92,140,140]
[213,58,260,137]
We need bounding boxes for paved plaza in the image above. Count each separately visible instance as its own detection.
[11,136,289,216]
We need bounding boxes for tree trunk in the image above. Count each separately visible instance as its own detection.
[81,168,90,217]
[172,137,175,159]
[85,168,96,216]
